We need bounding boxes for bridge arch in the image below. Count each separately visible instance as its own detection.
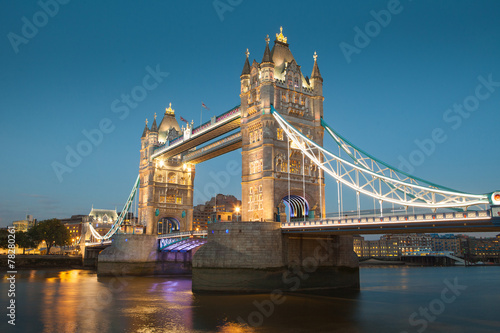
[276,194,311,222]
[157,217,180,234]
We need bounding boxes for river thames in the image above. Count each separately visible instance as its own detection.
[1,266,499,332]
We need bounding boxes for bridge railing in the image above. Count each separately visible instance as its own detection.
[157,230,208,239]
[282,210,491,229]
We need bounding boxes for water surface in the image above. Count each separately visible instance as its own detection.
[1,266,499,332]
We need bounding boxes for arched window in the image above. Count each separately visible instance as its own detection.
[168,172,176,183]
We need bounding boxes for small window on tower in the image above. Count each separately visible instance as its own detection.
[277,128,284,141]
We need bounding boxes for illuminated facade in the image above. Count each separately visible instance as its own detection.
[138,105,195,234]
[86,208,118,224]
[240,28,325,222]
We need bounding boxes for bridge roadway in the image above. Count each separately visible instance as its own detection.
[282,209,500,235]
[86,210,500,251]
[153,209,499,247]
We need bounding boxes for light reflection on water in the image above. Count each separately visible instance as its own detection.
[1,267,499,332]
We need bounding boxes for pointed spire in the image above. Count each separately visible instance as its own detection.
[261,35,273,64]
[311,51,322,80]
[241,48,251,76]
[141,118,149,138]
[151,112,158,132]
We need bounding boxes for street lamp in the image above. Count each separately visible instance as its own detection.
[234,206,240,222]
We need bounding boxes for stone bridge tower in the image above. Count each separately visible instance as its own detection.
[240,28,325,222]
[138,104,195,234]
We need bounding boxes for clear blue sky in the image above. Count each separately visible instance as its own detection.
[1,0,499,229]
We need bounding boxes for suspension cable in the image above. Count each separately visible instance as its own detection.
[287,135,291,223]
[302,149,306,222]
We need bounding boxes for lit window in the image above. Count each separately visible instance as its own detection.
[277,128,284,141]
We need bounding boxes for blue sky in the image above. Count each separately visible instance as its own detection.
[1,0,499,229]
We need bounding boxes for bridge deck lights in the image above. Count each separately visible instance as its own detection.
[491,192,500,205]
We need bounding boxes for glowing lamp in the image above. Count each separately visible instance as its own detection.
[492,192,500,205]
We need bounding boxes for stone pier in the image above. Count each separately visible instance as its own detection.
[97,234,159,276]
[97,234,199,276]
[192,221,359,295]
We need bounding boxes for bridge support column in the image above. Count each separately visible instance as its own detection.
[192,222,359,295]
[97,234,159,276]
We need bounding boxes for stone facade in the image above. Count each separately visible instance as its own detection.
[138,106,195,234]
[240,29,325,222]
[192,222,359,294]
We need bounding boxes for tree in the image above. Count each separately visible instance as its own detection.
[31,219,71,254]
[16,231,38,254]
[0,229,9,249]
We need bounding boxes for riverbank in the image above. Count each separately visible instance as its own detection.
[0,254,83,269]
[359,258,405,266]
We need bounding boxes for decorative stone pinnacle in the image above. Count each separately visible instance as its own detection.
[276,26,287,43]
[313,51,318,62]
[154,112,157,120]
[165,102,175,115]
[145,118,148,126]
[245,48,250,58]
[265,34,270,44]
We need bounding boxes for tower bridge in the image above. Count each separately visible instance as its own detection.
[93,28,500,294]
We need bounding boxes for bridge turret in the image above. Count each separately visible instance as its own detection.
[310,52,324,122]
[310,51,323,95]
[260,35,275,115]
[140,119,150,166]
[240,27,325,222]
[240,48,251,93]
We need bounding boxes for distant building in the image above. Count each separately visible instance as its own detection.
[353,235,399,258]
[12,220,29,232]
[85,207,118,224]
[12,215,36,232]
[193,204,210,231]
[353,234,431,258]
[191,194,242,230]
[61,215,86,245]
[395,234,432,255]
[207,194,241,223]
[430,234,460,255]
[458,234,500,261]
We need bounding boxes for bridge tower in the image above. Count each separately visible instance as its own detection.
[138,104,195,234]
[240,28,325,222]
